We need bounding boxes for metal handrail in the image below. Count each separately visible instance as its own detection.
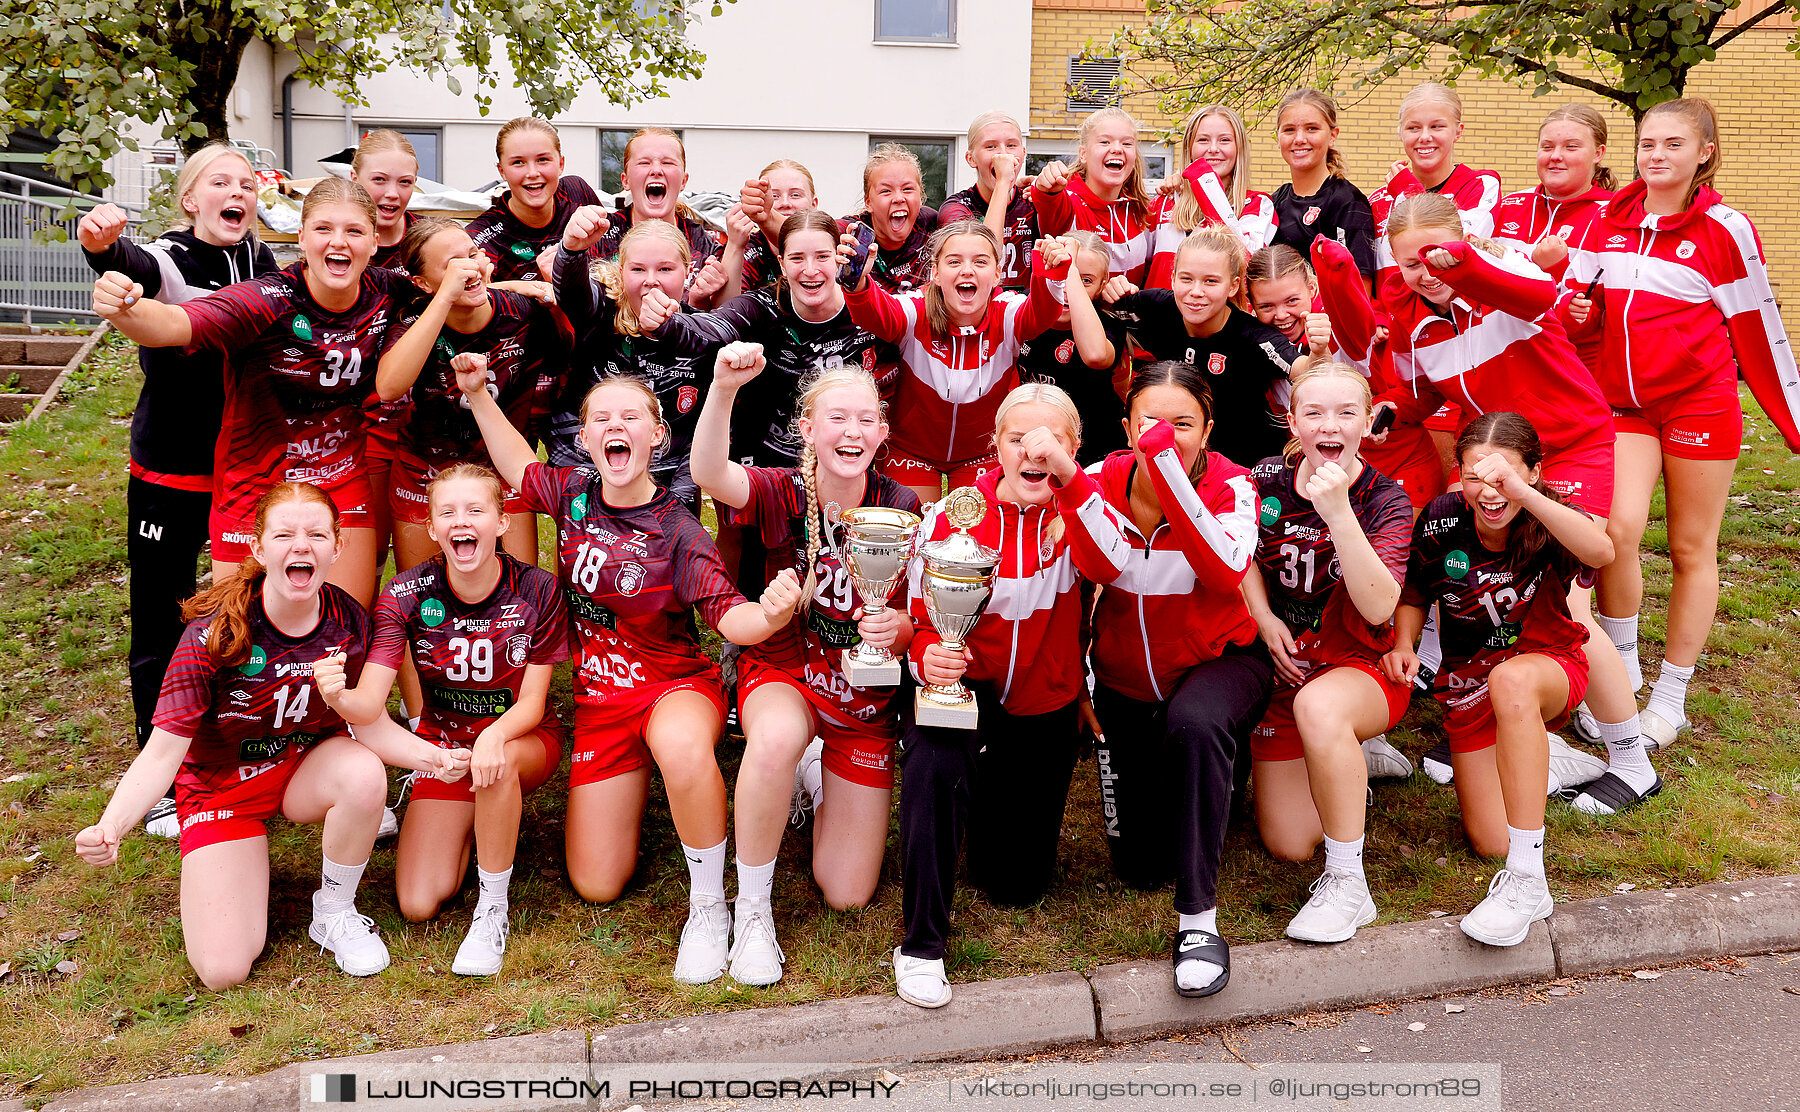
[0,172,141,324]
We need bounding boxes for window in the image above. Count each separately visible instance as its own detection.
[875,0,955,43]
[365,126,442,182]
[869,136,951,210]
[598,128,633,196]
[1024,152,1067,177]
[1066,57,1122,113]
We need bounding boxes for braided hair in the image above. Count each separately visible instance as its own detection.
[793,365,886,614]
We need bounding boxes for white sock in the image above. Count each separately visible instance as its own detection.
[1645,661,1693,727]
[1417,606,1443,675]
[1597,612,1642,690]
[408,715,421,732]
[475,865,512,913]
[1323,835,1367,880]
[1175,907,1224,992]
[735,856,775,907]
[1597,716,1657,789]
[683,838,728,902]
[802,758,825,814]
[316,855,367,914]
[1505,825,1546,879]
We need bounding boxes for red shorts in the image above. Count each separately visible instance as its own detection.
[567,677,727,788]
[209,476,374,563]
[882,447,997,494]
[410,720,565,804]
[737,658,896,789]
[175,746,320,857]
[1423,401,1462,434]
[1440,649,1588,754]
[1251,659,1411,763]
[1363,431,1443,512]
[389,459,531,526]
[1542,430,1615,516]
[1610,379,1742,461]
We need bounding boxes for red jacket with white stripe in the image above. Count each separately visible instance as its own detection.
[1317,237,1611,456]
[1055,423,1259,703]
[1372,164,1504,300]
[905,467,1103,716]
[845,253,1063,468]
[1146,157,1277,288]
[1491,185,1611,282]
[1030,174,1160,285]
[1560,179,1800,452]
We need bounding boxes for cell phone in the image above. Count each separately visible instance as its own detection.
[1582,269,1605,299]
[1370,406,1396,436]
[838,220,875,290]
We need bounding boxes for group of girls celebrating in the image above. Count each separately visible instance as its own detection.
[73,86,1794,1009]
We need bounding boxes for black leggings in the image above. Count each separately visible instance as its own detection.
[897,684,1080,960]
[127,476,211,747]
[1093,641,1273,914]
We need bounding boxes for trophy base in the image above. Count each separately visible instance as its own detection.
[841,651,900,689]
[915,687,980,729]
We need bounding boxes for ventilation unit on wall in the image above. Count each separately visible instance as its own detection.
[1066,57,1123,113]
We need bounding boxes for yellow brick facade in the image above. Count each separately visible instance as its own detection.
[1030,1,1800,332]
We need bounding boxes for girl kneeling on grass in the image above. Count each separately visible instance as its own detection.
[691,344,921,987]
[893,384,1108,1009]
[314,464,570,978]
[458,368,797,984]
[1383,414,1614,946]
[73,482,468,990]
[1241,364,1414,943]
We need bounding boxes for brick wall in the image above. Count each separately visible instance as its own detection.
[1029,1,1800,333]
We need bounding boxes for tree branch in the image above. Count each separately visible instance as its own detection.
[1711,1,1790,50]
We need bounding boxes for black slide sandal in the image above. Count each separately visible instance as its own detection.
[1173,929,1230,999]
[1573,771,1663,814]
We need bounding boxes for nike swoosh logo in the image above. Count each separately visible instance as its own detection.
[685,856,703,865]
[1179,935,1217,952]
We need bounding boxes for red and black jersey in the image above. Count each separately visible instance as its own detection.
[939,186,1040,290]
[369,212,422,273]
[181,263,406,520]
[1271,176,1378,279]
[739,232,781,292]
[467,175,603,283]
[736,466,922,726]
[1251,456,1412,672]
[842,211,939,295]
[1402,491,1588,695]
[1015,317,1129,464]
[393,289,571,476]
[519,462,745,711]
[369,553,570,746]
[156,583,366,799]
[1106,294,1299,468]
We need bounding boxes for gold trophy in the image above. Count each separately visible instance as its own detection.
[827,505,922,688]
[914,487,1001,729]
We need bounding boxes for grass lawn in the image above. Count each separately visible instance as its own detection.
[3,330,1798,1100]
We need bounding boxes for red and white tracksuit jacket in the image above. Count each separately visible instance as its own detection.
[845,252,1063,468]
[1146,157,1277,288]
[1560,179,1800,452]
[1055,423,1259,703]
[905,468,1105,716]
[1030,173,1160,285]
[1492,184,1612,370]
[1317,237,1610,456]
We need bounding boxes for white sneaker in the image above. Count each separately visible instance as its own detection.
[144,795,179,839]
[451,904,509,977]
[308,904,391,976]
[727,897,786,986]
[1546,733,1607,795]
[893,946,951,1008]
[1362,735,1413,780]
[672,894,731,984]
[1459,869,1553,947]
[1285,868,1377,943]
[789,737,825,827]
[1638,708,1688,753]
[1570,702,1602,746]
[1421,741,1454,785]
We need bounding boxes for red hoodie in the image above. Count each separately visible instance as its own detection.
[1055,423,1259,703]
[1559,178,1800,452]
[905,468,1103,716]
[1030,174,1160,286]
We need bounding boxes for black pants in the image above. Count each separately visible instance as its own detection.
[127,476,211,746]
[898,684,1080,960]
[1093,641,1274,914]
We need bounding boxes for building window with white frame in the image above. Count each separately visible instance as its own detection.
[875,0,956,43]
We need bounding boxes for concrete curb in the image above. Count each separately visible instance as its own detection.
[32,875,1800,1108]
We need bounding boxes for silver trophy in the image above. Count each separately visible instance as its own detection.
[914,487,1001,729]
[826,505,922,688]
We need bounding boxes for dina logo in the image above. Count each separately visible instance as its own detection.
[434,337,457,360]
[291,314,314,342]
[240,645,268,676]
[419,598,447,628]
[1260,496,1280,527]
[1445,549,1471,580]
[570,493,588,522]
[509,241,536,259]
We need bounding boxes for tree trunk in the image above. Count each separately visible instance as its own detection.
[170,0,257,155]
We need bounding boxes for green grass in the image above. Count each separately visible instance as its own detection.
[2,334,1798,1101]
